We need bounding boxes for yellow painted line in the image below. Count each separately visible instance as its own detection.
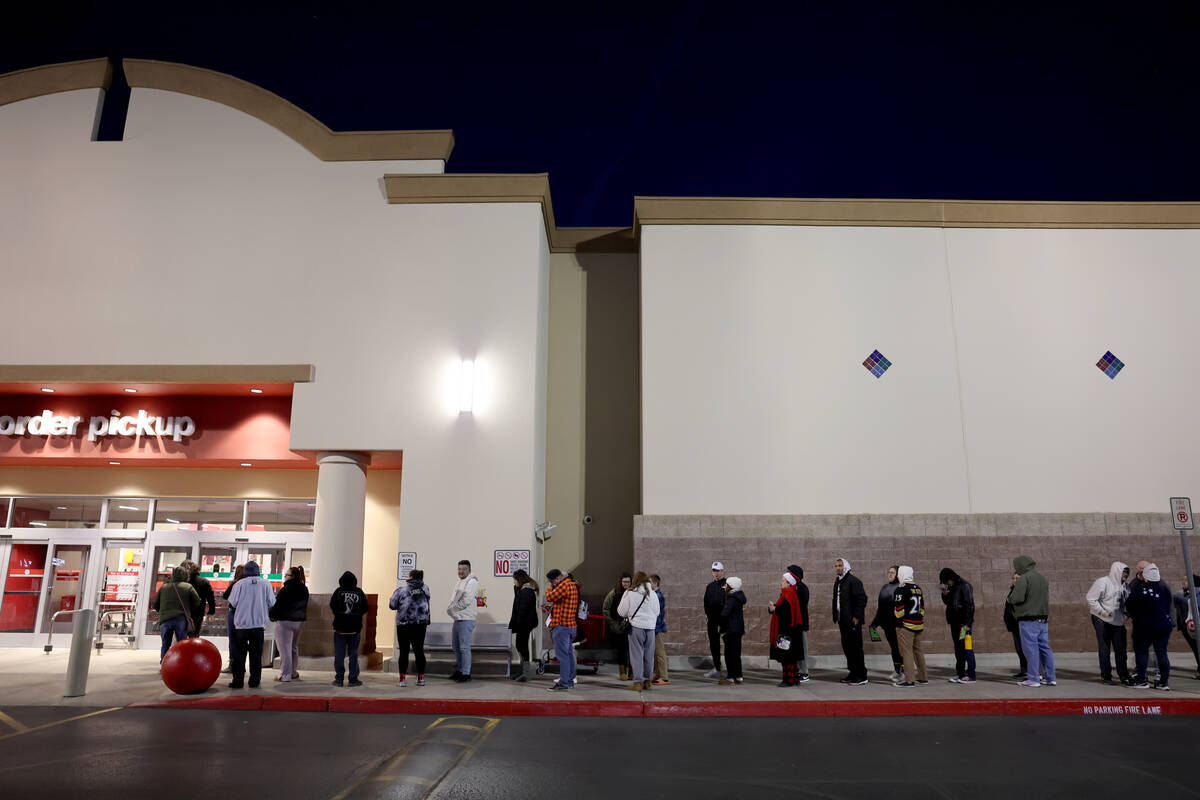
[0,707,120,742]
[432,723,491,732]
[0,710,29,733]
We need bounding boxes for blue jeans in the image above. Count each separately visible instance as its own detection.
[333,631,361,683]
[159,616,189,662]
[1018,620,1056,682]
[552,625,576,687]
[452,619,476,675]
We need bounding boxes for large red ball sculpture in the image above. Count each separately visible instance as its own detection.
[161,637,222,695]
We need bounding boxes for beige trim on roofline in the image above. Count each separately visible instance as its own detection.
[0,365,314,384]
[0,58,113,108]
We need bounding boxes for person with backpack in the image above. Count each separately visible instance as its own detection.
[391,569,431,687]
[150,565,204,663]
[225,561,275,689]
[507,569,538,683]
[617,571,660,691]
[718,576,746,685]
[892,566,926,687]
[939,568,976,684]
[1086,561,1132,686]
[330,571,369,687]
[770,572,805,686]
[1126,563,1174,690]
[603,572,633,681]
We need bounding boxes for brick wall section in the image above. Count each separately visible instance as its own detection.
[635,514,1199,659]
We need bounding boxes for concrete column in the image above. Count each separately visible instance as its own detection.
[310,451,370,592]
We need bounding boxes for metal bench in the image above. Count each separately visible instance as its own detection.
[421,621,512,676]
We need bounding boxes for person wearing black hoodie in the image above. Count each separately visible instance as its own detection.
[703,562,727,679]
[330,571,369,687]
[939,567,976,683]
[870,565,903,682]
[270,566,309,682]
[833,557,868,685]
[1126,563,1174,690]
[787,565,811,682]
[718,577,746,685]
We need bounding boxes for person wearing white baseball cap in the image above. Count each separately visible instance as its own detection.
[703,562,727,679]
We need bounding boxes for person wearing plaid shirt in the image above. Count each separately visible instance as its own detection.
[544,569,579,690]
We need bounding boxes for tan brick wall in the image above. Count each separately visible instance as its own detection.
[635,514,1200,659]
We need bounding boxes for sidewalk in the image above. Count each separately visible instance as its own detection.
[2,647,1197,718]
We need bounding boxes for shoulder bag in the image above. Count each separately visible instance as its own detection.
[171,581,197,636]
[619,591,648,636]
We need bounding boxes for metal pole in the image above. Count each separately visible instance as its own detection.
[1181,530,1200,658]
[64,608,96,697]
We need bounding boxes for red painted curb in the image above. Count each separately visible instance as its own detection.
[126,696,1200,718]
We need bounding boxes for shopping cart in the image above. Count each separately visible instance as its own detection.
[536,613,607,676]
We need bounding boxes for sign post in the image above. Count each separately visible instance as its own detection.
[1170,497,1200,647]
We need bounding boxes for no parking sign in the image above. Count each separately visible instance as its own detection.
[494,549,531,577]
[1171,497,1193,530]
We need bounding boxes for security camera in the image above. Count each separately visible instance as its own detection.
[583,514,594,525]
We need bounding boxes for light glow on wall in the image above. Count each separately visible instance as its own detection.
[459,360,475,413]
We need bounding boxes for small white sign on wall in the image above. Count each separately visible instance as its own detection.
[493,549,531,578]
[1171,497,1193,531]
[397,551,418,579]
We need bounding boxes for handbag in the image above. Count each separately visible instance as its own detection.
[171,581,197,636]
[775,634,791,651]
[619,591,649,636]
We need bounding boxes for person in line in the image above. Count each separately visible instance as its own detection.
[331,570,368,688]
[869,565,904,682]
[1004,571,1029,680]
[221,564,245,673]
[544,568,580,691]
[892,566,927,687]
[391,568,431,687]
[650,574,670,685]
[226,561,275,689]
[603,572,633,681]
[150,565,203,663]
[617,571,660,691]
[270,565,309,682]
[447,559,480,683]
[939,568,977,684]
[833,557,868,685]
[770,571,805,686]
[1011,555,1056,687]
[1086,561,1132,686]
[1126,563,1174,691]
[719,576,746,685]
[703,561,727,679]
[507,569,538,683]
[787,564,811,682]
[182,560,215,637]
[1172,574,1200,679]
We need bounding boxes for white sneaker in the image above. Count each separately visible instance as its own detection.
[948,677,962,683]
[889,671,903,682]
[703,668,720,679]
[1017,679,1041,687]
[1040,678,1056,686]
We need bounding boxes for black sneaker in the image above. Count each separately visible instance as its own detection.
[449,670,462,680]
[455,674,471,683]
[331,679,344,687]
[797,674,811,683]
[1120,677,1135,687]
[348,679,363,687]
[1100,677,1117,686]
[1012,672,1027,680]
[1153,682,1171,692]
[228,682,244,689]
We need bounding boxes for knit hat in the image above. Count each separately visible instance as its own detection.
[1144,564,1161,582]
[783,572,797,586]
[243,561,261,577]
[787,564,804,581]
[711,561,725,571]
[726,577,742,592]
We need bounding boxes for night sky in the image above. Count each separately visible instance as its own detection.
[3,3,1198,227]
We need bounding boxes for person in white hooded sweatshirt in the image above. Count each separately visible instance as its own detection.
[1086,561,1132,686]
[447,559,480,683]
[617,570,661,691]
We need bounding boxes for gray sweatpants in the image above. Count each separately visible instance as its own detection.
[628,627,655,682]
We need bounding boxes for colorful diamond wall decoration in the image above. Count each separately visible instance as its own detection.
[862,350,892,378]
[1096,351,1125,379]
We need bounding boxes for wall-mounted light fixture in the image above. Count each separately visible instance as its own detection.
[459,360,475,414]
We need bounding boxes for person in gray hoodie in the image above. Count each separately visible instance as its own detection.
[1086,561,1131,686]
[225,561,275,689]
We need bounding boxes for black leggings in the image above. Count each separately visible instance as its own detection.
[513,626,533,661]
[396,623,427,676]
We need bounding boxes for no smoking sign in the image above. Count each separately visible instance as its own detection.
[1171,497,1193,530]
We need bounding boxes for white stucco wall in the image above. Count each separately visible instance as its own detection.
[0,87,549,618]
[641,223,1200,515]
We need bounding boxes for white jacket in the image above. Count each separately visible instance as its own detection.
[616,583,660,630]
[447,574,480,620]
[1086,561,1128,625]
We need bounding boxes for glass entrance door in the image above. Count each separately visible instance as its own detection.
[0,543,48,633]
[199,545,238,640]
[100,542,143,646]
[143,544,193,638]
[43,544,90,634]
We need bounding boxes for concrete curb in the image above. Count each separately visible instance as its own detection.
[126,695,1200,718]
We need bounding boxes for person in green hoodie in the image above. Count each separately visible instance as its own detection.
[1010,554,1056,687]
[150,565,204,663]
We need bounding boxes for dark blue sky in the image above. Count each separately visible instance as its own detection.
[4,3,1198,227]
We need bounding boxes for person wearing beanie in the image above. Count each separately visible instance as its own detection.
[833,557,868,685]
[1172,574,1200,678]
[718,576,746,685]
[1086,561,1132,686]
[1011,555,1056,687]
[1126,563,1174,690]
[870,566,904,682]
[939,568,976,684]
[891,566,926,687]
[770,572,806,686]
[544,568,580,691]
[330,571,369,687]
[225,561,275,689]
[787,565,811,682]
[703,561,727,679]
